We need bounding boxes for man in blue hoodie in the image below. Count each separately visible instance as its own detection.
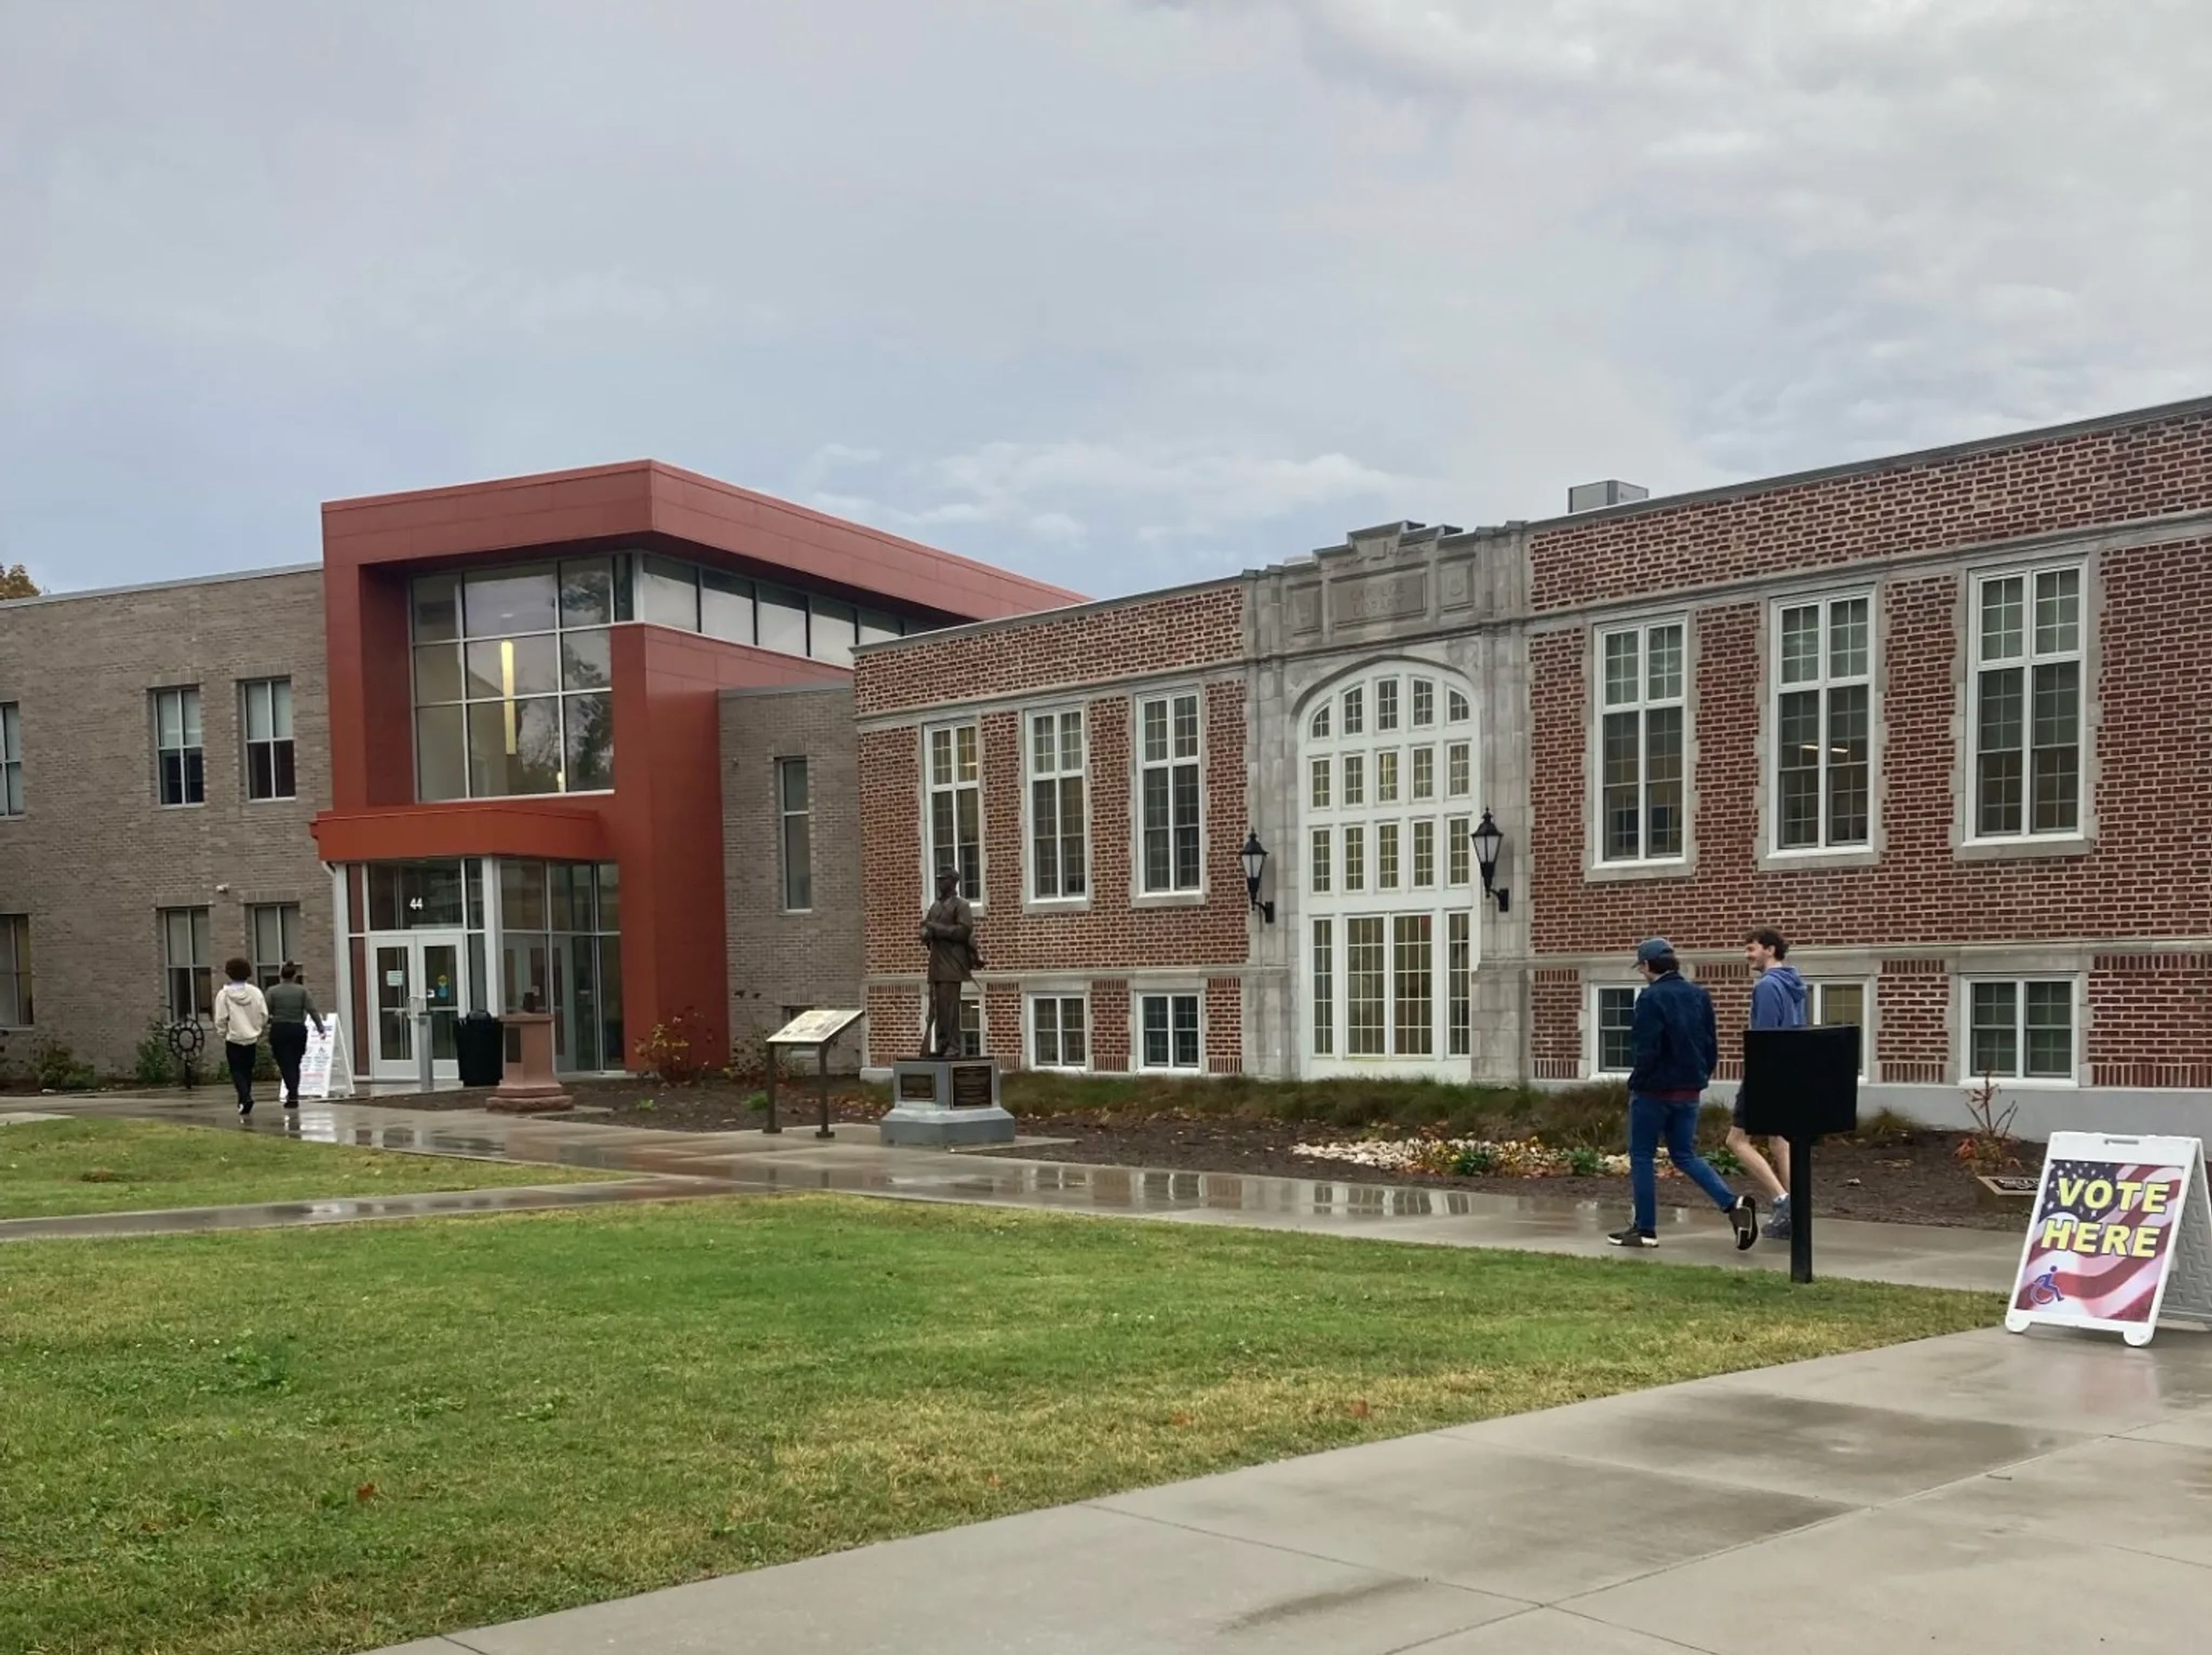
[1611,938,1759,1251]
[1734,927,1808,1240]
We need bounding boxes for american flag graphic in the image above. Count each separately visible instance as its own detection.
[2012,1160,2187,1324]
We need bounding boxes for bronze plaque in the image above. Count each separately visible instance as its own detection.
[949,1062,994,1108]
[896,1069,938,1104]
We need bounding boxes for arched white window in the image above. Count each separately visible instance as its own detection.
[1300,662,1479,1075]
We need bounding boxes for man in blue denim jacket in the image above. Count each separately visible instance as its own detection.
[1609,938,1760,1251]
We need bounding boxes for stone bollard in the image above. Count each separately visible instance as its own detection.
[487,1011,572,1114]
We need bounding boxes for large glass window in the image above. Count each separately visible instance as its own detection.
[1312,919,1333,1056]
[162,906,212,1020]
[1139,692,1202,893]
[1139,991,1200,1070]
[1030,994,1088,1070]
[0,702,21,816]
[492,859,624,1071]
[1599,622,1684,862]
[1974,565,2084,840]
[1029,709,1086,901]
[412,562,613,800]
[1446,912,1470,1058]
[926,723,982,901]
[249,903,301,989]
[153,687,204,806]
[1594,986,1637,1075]
[778,758,812,911]
[0,914,30,1025]
[1774,595,1872,850]
[241,677,296,801]
[1968,979,2075,1081]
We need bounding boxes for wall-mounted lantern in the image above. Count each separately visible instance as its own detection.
[1240,831,1276,925]
[1472,809,1509,914]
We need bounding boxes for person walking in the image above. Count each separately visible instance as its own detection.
[1610,938,1760,1251]
[263,962,325,1111]
[211,957,270,1118]
[1735,927,1808,1239]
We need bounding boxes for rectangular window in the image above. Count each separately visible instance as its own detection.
[1810,980,1870,1079]
[0,702,21,816]
[1411,678,1435,728]
[1030,994,1088,1070]
[1376,749,1399,804]
[1376,822,1399,889]
[1594,986,1638,1075]
[1138,692,1202,894]
[1139,992,1200,1070]
[153,687,205,806]
[1342,685,1364,736]
[1309,827,1331,893]
[1376,678,1400,732]
[248,903,301,989]
[926,724,983,901]
[778,758,813,910]
[1346,917,1386,1056]
[1392,914,1433,1056]
[1974,565,2083,839]
[1774,595,1871,850]
[1598,623,1684,862]
[1029,710,1087,900]
[1447,816,1471,886]
[241,677,296,801]
[1342,753,1365,807]
[1447,741,1470,798]
[1342,825,1366,892]
[1447,911,1469,1058]
[0,914,29,1025]
[1967,979,2076,1081]
[1411,820,1435,888]
[1309,756,1330,809]
[162,906,213,1020]
[1312,919,1334,1056]
[1410,746,1434,800]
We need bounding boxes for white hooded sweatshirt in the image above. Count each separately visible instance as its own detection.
[213,980,270,1044]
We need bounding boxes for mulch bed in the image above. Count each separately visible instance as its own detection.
[370,1077,2027,1232]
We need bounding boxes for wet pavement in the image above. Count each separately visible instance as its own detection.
[5,1092,2022,1291]
[369,1323,2212,1654]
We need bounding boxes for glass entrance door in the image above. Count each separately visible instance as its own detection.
[368,930,469,1083]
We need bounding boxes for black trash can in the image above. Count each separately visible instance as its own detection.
[456,1010,505,1088]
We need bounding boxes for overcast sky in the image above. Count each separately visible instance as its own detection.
[5,1,2207,599]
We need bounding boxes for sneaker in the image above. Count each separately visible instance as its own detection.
[1729,1195,1759,1249]
[1763,1195,1793,1240]
[1607,1226,1659,1249]
[283,1099,299,1110]
[237,1102,252,1118]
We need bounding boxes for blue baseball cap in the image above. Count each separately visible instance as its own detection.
[1635,938,1674,965]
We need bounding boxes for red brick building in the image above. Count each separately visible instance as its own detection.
[857,397,2212,1136]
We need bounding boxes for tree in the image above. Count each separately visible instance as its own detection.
[0,565,38,600]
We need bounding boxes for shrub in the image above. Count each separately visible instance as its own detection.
[635,1008,711,1085]
[133,1019,176,1086]
[32,1040,98,1092]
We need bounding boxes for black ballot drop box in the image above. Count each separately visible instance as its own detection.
[1738,1025,1861,1282]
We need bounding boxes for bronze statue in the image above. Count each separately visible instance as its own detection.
[920,866,979,1058]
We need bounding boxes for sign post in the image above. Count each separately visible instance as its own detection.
[1738,1024,1861,1284]
[2005,1133,2212,1346]
[764,1009,865,1139]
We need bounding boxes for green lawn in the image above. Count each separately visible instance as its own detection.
[1,1195,1996,1655]
[0,1118,614,1219]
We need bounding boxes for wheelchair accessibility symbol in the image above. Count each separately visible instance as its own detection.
[2027,1267,2065,1308]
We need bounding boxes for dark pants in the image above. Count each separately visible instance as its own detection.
[270,1021,309,1103]
[927,978,963,1056]
[1629,1093,1738,1233]
[226,1040,259,1111]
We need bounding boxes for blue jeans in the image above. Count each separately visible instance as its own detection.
[1630,1093,1737,1233]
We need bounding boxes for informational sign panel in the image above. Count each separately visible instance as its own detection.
[2005,1132,2212,1346]
[768,1008,865,1047]
[298,1017,356,1101]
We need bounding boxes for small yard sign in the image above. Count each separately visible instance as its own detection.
[298,1017,356,1101]
[2005,1132,2212,1346]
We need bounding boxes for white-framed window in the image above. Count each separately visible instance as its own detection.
[1138,990,1202,1070]
[1410,745,1435,801]
[1137,691,1202,894]
[778,758,812,911]
[1972,564,2084,841]
[1596,621,1684,862]
[1029,994,1089,1071]
[1375,677,1400,732]
[1345,916,1386,1056]
[1411,677,1435,728]
[1446,740,1470,798]
[1446,911,1470,1058]
[1772,594,1871,850]
[1028,709,1087,902]
[0,702,21,816]
[1312,920,1334,1056]
[1447,687,1470,722]
[1377,822,1400,890]
[1392,914,1434,1056]
[153,687,205,806]
[249,903,301,990]
[1309,827,1331,893]
[0,914,30,1026]
[162,906,213,1020]
[1965,978,2077,1082]
[1343,824,1366,892]
[1592,984,1638,1076]
[1447,815,1471,886]
[1410,820,1435,888]
[1808,978,1872,1080]
[925,722,982,902]
[241,677,296,802]
[1310,755,1331,809]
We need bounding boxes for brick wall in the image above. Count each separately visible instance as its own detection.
[1529,406,2212,611]
[0,570,334,1075]
[859,583,1252,1071]
[721,684,863,1070]
[1876,960,1948,1085]
[2089,953,2212,1089]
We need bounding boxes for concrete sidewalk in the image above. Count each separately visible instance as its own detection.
[368,1324,2212,1654]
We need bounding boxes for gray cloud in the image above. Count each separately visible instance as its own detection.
[3,0,2207,598]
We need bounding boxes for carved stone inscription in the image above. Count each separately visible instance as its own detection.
[1331,570,1427,627]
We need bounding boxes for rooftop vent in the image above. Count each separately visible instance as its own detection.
[1567,479,1649,513]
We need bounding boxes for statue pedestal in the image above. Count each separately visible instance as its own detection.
[880,1057,1014,1147]
[487,1012,572,1114]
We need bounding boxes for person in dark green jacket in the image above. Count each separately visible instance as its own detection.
[264,962,325,1110]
